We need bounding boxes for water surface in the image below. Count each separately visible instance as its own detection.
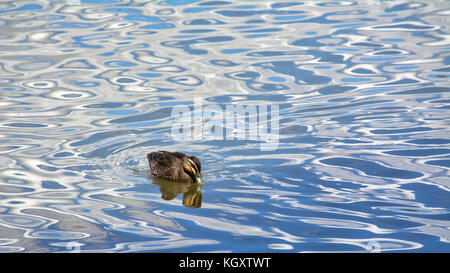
[0,0,449,252]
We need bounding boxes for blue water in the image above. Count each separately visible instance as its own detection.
[0,0,449,253]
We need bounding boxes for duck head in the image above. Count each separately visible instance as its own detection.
[183,156,202,183]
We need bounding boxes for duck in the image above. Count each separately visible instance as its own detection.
[147,151,202,183]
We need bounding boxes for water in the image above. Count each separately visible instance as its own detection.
[0,0,449,253]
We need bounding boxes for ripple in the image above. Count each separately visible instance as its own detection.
[45,89,95,100]
[132,50,171,64]
[0,3,43,14]
[383,149,450,157]
[23,31,63,44]
[374,206,448,215]
[58,59,97,69]
[0,0,449,253]
[370,126,435,135]
[406,138,450,145]
[107,108,172,125]
[110,76,142,85]
[315,238,423,252]
[424,160,450,168]
[183,18,226,25]
[216,8,303,17]
[101,21,136,31]
[2,122,48,128]
[149,65,186,73]
[253,61,331,85]
[0,184,35,194]
[392,87,449,95]
[164,211,274,237]
[0,214,46,228]
[209,59,239,66]
[225,71,288,91]
[117,238,219,252]
[361,21,439,31]
[268,243,293,250]
[319,157,423,179]
[24,80,57,89]
[161,36,234,55]
[167,75,203,86]
[299,217,392,234]
[28,230,89,240]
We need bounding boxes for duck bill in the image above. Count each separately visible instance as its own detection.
[194,174,202,184]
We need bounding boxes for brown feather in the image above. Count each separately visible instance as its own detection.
[147,151,202,183]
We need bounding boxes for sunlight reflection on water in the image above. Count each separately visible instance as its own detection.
[0,0,449,252]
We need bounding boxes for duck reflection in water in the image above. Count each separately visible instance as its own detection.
[152,177,203,208]
[147,151,203,208]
